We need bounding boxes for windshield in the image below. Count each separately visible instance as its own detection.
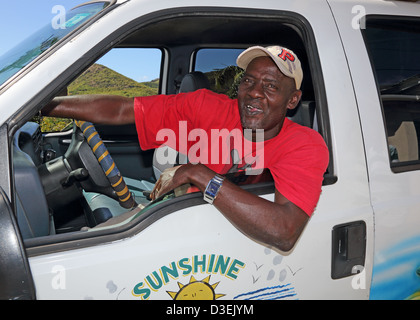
[0,2,111,87]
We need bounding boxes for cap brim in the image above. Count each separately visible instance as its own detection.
[236,46,271,70]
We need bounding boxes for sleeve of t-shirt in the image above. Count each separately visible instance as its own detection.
[270,128,329,217]
[133,90,205,152]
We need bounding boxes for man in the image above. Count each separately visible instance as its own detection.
[42,46,329,252]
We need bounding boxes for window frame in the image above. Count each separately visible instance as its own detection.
[362,15,420,173]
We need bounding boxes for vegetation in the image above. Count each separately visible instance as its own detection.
[37,116,73,132]
[206,66,244,99]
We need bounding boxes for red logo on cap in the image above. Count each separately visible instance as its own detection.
[278,49,295,62]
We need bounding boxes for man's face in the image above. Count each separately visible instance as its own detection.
[237,56,301,141]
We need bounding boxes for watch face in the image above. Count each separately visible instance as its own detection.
[207,181,220,196]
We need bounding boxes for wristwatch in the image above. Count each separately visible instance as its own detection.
[204,174,225,204]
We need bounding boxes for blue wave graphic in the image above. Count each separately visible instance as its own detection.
[234,283,297,300]
[370,235,420,300]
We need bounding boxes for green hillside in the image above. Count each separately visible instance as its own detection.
[68,64,159,97]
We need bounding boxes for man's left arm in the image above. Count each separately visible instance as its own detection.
[151,163,309,252]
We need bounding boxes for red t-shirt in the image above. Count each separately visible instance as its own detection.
[134,89,329,216]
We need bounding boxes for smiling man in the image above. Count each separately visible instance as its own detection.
[42,46,329,251]
[237,46,302,141]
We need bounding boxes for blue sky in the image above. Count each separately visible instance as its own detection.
[0,0,161,82]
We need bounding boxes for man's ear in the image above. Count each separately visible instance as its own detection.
[287,90,302,110]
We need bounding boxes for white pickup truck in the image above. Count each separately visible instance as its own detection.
[0,0,419,301]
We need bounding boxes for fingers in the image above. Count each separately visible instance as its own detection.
[150,166,183,201]
[151,179,162,200]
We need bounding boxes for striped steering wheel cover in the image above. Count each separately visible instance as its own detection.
[75,120,136,209]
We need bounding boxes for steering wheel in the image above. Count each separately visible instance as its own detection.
[74,120,137,209]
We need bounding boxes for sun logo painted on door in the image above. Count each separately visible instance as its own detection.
[132,254,245,300]
[167,275,225,300]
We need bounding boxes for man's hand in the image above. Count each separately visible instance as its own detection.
[150,166,183,200]
[150,164,214,200]
[150,163,216,200]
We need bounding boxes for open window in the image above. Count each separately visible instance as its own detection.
[39,48,162,132]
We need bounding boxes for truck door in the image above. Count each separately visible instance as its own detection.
[0,188,36,300]
[329,1,420,299]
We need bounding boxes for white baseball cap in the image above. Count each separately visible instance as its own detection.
[237,45,303,90]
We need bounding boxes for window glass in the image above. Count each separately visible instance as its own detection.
[194,48,244,99]
[0,2,111,87]
[364,18,420,171]
[39,48,162,132]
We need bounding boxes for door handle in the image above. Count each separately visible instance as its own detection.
[331,221,366,279]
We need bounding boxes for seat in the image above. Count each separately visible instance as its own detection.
[177,71,210,93]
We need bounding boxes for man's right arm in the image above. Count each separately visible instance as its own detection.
[41,95,135,125]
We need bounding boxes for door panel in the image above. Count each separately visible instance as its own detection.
[28,197,368,300]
